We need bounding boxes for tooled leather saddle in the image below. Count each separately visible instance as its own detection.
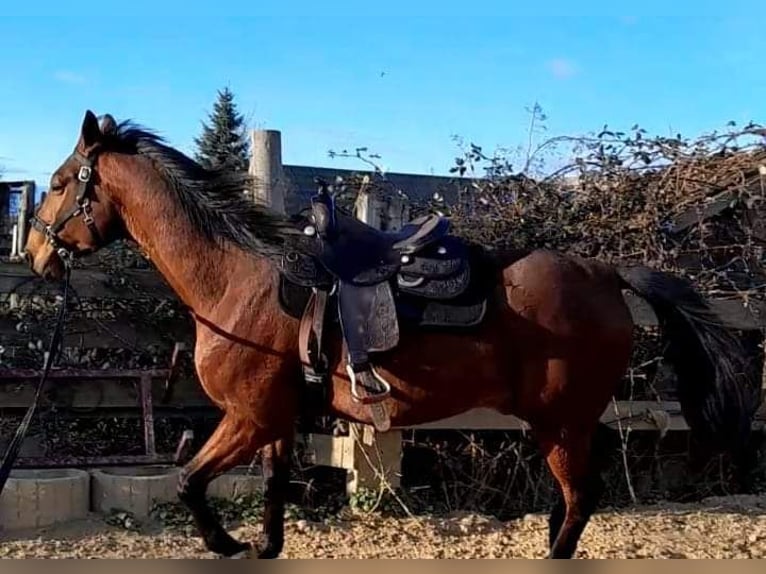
[276,179,492,432]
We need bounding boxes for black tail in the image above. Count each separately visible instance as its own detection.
[617,265,761,452]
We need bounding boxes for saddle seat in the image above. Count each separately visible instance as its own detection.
[339,208,449,253]
[278,180,491,433]
[313,208,451,286]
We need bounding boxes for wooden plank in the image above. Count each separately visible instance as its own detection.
[0,316,192,349]
[15,454,176,468]
[668,192,734,234]
[2,263,762,329]
[0,373,211,410]
[309,431,401,496]
[0,367,758,431]
[669,180,766,235]
[0,263,173,300]
[600,401,690,431]
[406,402,765,432]
[624,291,766,330]
[311,401,692,495]
[400,408,529,431]
[403,402,689,432]
[2,298,755,336]
[0,406,220,420]
[0,368,171,379]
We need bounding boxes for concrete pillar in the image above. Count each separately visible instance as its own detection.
[249,130,286,214]
[354,188,381,229]
[16,181,35,256]
[354,190,371,225]
[10,223,18,258]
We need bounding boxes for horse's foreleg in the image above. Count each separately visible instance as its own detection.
[257,437,293,558]
[178,411,266,558]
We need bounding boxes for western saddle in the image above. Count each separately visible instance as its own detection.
[278,179,490,432]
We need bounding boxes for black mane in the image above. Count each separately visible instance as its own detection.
[101,120,300,257]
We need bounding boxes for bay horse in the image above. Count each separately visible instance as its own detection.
[23,110,759,559]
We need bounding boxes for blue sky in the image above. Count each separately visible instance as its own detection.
[1,0,764,188]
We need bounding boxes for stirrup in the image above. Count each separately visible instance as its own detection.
[347,364,391,405]
[346,364,391,432]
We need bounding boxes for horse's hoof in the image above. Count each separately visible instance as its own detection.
[215,542,252,559]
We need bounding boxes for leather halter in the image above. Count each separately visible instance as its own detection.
[30,150,103,264]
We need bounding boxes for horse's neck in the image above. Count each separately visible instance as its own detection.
[110,167,267,317]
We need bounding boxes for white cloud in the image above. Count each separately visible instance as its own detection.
[547,58,578,79]
[53,70,87,85]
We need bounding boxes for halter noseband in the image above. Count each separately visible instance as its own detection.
[30,150,103,265]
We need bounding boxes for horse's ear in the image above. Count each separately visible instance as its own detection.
[80,109,101,148]
[100,113,117,136]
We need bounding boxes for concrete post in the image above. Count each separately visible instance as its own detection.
[15,182,33,258]
[354,190,376,227]
[353,176,381,228]
[10,223,18,259]
[249,130,286,214]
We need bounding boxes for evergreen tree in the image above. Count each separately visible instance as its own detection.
[193,87,250,172]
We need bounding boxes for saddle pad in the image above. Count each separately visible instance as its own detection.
[396,297,488,328]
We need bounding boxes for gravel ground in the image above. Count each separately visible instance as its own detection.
[2,494,766,559]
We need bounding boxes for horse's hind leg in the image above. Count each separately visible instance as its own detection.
[537,423,605,559]
[257,437,293,558]
[178,411,267,558]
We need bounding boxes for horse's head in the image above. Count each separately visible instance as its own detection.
[25,110,123,280]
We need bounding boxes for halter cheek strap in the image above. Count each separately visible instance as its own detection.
[30,150,103,264]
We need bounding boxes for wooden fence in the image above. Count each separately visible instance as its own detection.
[1,258,765,493]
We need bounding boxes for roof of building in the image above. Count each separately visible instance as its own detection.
[281,164,472,213]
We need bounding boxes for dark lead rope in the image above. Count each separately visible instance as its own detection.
[0,264,71,495]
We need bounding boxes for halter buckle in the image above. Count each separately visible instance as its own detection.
[77,166,92,183]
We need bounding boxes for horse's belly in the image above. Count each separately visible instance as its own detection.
[328,327,512,426]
